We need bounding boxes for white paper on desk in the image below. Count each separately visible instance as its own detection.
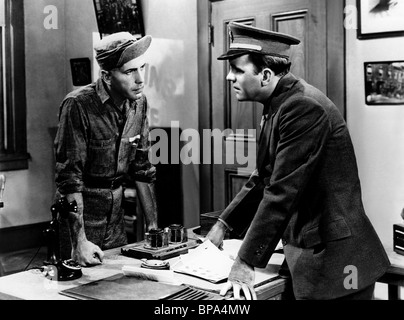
[172,239,234,283]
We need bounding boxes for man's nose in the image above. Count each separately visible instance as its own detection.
[226,71,235,82]
[134,71,144,83]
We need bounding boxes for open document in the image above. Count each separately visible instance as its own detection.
[172,239,234,283]
[121,238,284,294]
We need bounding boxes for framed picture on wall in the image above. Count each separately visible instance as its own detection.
[364,60,404,105]
[70,58,92,87]
[357,0,404,39]
[93,0,145,39]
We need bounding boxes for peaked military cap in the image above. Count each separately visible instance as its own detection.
[94,32,152,71]
[218,22,300,60]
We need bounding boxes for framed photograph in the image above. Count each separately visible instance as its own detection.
[70,58,92,87]
[357,0,404,39]
[364,60,404,105]
[93,0,145,39]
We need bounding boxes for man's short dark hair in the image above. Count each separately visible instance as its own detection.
[248,53,291,77]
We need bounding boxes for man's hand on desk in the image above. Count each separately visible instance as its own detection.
[220,256,257,300]
[72,240,104,266]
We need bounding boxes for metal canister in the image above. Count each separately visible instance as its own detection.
[145,228,168,249]
[168,224,185,243]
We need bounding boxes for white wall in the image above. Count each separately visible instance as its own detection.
[0,0,100,229]
[346,0,404,248]
[345,0,404,300]
[65,0,99,92]
[0,0,67,228]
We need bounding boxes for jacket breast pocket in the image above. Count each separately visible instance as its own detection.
[88,138,116,175]
[118,138,138,164]
[303,216,352,248]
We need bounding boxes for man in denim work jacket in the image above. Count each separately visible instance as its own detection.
[54,32,158,266]
[207,22,390,300]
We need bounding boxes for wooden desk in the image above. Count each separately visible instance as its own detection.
[377,245,404,300]
[0,241,289,300]
[5,242,401,300]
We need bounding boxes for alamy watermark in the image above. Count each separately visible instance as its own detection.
[343,265,358,290]
[148,121,257,174]
[44,5,58,30]
[43,4,361,31]
[344,4,359,30]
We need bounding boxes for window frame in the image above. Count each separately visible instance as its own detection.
[0,0,29,171]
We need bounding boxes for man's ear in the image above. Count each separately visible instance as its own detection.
[101,70,111,85]
[261,68,273,86]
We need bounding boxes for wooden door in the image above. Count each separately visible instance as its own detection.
[208,0,343,211]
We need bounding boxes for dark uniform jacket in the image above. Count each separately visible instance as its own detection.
[219,73,390,299]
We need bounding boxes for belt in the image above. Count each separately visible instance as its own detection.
[84,176,124,190]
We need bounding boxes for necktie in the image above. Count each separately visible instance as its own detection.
[257,113,272,172]
[258,114,269,143]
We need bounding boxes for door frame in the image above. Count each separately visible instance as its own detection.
[197,0,346,214]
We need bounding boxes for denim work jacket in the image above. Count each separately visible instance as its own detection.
[54,78,155,194]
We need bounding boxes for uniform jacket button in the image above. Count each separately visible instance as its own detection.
[255,250,262,256]
[282,239,287,246]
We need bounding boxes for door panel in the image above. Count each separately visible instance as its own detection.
[272,10,308,79]
[210,0,328,211]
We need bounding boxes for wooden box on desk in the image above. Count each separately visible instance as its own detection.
[393,223,404,256]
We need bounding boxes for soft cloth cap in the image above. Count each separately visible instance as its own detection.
[95,32,152,70]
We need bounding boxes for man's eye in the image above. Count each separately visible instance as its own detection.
[230,66,241,73]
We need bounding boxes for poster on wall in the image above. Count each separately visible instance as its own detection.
[70,58,92,87]
[364,61,404,105]
[93,0,145,39]
[357,0,404,39]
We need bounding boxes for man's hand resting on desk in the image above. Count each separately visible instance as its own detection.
[72,239,104,266]
[220,256,257,300]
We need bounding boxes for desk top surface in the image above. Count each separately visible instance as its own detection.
[0,240,284,300]
[1,238,403,300]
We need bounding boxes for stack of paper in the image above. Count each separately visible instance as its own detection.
[172,239,234,283]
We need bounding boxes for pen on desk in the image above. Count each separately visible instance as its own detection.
[170,257,184,271]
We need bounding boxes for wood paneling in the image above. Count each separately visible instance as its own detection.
[225,169,250,204]
[272,10,308,79]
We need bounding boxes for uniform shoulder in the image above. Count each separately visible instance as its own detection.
[284,78,337,112]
